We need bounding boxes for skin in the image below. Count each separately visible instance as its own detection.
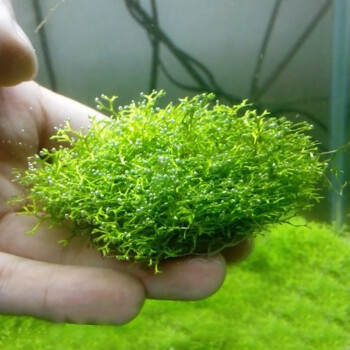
[0,0,252,325]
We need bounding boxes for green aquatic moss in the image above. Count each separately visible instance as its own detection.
[14,91,329,270]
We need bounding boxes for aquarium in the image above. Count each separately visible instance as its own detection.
[1,0,350,349]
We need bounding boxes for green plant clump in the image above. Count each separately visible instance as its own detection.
[14,91,328,269]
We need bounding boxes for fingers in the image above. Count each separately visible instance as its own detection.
[221,238,254,264]
[122,255,227,301]
[0,0,37,86]
[0,252,145,324]
[0,213,227,301]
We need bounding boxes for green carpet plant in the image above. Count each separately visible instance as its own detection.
[13,91,329,270]
[1,221,350,350]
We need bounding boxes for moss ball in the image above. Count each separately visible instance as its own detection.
[15,91,328,270]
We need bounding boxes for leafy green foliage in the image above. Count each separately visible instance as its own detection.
[14,91,328,268]
[1,221,350,350]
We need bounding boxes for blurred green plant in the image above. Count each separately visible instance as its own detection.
[13,91,329,270]
[1,221,349,350]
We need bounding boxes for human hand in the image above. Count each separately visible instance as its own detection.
[0,0,252,325]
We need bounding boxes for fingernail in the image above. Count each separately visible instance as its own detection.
[189,254,225,266]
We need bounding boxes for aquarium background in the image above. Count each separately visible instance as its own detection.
[2,1,350,350]
[13,0,350,227]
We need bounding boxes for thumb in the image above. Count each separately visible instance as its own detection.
[0,0,37,86]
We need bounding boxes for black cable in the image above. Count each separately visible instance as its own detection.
[124,0,236,102]
[148,0,160,92]
[125,0,209,89]
[159,61,240,104]
[30,0,57,91]
[250,0,282,98]
[253,0,332,101]
[124,0,330,134]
